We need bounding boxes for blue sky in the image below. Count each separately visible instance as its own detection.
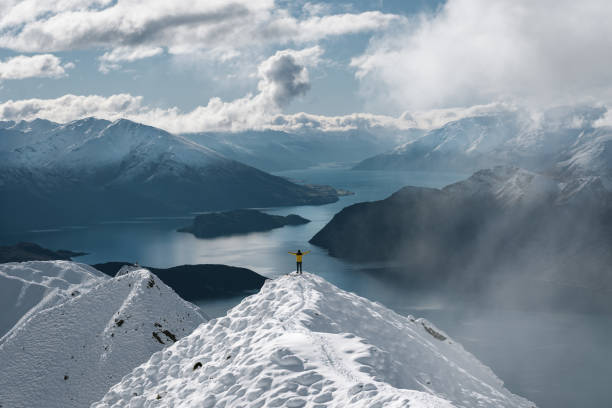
[0,0,611,133]
[0,1,443,115]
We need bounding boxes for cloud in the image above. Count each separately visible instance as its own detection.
[1,90,603,136]
[0,93,144,123]
[0,48,528,135]
[0,47,332,132]
[99,46,164,73]
[0,91,417,134]
[0,1,399,69]
[0,47,543,135]
[351,0,612,112]
[0,54,73,80]
[257,46,323,107]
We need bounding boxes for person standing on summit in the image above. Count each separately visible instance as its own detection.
[288,249,309,274]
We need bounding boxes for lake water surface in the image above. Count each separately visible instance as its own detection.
[1,168,610,408]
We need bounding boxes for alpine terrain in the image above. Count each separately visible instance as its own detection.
[93,272,534,408]
[0,261,206,408]
[0,118,341,231]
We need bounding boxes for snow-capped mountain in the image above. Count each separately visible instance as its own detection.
[0,260,105,339]
[93,272,534,408]
[557,126,612,186]
[443,166,611,207]
[0,118,341,231]
[353,106,608,175]
[0,261,206,408]
[354,112,525,171]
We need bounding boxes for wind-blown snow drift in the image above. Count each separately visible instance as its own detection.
[0,262,206,408]
[0,260,105,339]
[94,272,534,408]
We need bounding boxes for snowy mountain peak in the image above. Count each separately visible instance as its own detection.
[0,263,206,408]
[444,166,559,206]
[94,272,534,408]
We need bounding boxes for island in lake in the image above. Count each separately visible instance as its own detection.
[178,209,310,238]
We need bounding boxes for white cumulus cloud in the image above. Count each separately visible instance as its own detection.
[0,54,73,80]
[0,47,338,132]
[0,0,399,69]
[99,46,164,73]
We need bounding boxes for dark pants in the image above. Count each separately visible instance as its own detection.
[297,262,302,274]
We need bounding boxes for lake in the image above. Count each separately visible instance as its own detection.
[1,167,610,408]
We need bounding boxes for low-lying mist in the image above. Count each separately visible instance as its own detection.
[311,167,612,315]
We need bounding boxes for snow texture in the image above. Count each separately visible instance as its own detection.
[443,165,610,208]
[94,272,535,408]
[0,260,106,339]
[2,117,224,174]
[0,262,206,408]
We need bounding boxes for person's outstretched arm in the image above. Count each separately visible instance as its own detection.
[304,251,310,255]
[288,252,296,255]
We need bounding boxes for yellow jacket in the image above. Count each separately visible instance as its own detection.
[289,251,310,262]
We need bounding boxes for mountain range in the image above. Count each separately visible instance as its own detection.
[354,106,612,185]
[184,128,418,172]
[0,118,343,231]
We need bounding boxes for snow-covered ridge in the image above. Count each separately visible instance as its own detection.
[3,117,226,172]
[94,272,534,408]
[0,261,105,339]
[354,106,611,176]
[443,166,559,206]
[0,263,206,408]
[442,165,608,207]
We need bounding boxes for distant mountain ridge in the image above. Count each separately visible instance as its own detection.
[354,106,612,182]
[184,128,419,171]
[0,118,342,231]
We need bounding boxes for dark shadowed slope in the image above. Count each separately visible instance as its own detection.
[0,242,87,263]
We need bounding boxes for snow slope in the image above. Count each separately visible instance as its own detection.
[443,166,559,207]
[354,106,608,174]
[94,272,535,408]
[557,126,612,187]
[0,260,105,339]
[443,166,609,207]
[0,263,206,408]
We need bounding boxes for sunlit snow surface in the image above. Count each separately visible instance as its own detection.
[0,260,105,338]
[0,262,206,408]
[94,272,534,408]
